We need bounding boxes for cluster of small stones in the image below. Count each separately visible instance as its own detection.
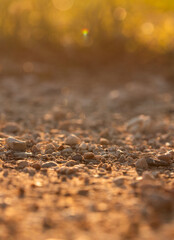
[0,77,174,240]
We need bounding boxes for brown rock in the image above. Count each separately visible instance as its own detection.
[45,143,56,154]
[72,154,83,161]
[66,160,78,167]
[31,163,41,170]
[158,151,174,162]
[42,161,58,168]
[14,152,32,159]
[84,152,95,159]
[32,145,41,154]
[126,115,151,133]
[100,138,109,145]
[53,108,66,121]
[135,158,148,169]
[142,171,155,180]
[6,137,26,152]
[2,122,21,134]
[17,160,29,169]
[113,176,128,187]
[65,134,81,146]
[23,167,36,176]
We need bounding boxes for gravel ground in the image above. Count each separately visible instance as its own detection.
[0,71,174,240]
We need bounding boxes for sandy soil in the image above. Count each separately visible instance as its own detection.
[0,69,174,240]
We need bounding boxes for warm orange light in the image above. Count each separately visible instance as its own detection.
[52,0,74,11]
[82,28,89,37]
[141,22,154,35]
[114,7,127,21]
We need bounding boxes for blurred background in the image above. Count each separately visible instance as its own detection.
[1,0,174,79]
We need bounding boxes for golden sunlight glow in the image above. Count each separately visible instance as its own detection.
[82,28,89,37]
[114,7,127,21]
[52,0,74,11]
[141,22,154,35]
[1,0,174,51]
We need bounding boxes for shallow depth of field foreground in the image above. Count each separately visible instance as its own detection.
[0,1,174,240]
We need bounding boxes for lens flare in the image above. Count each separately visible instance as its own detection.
[82,28,89,37]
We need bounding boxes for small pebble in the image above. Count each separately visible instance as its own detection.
[79,142,88,150]
[45,143,56,154]
[66,160,78,167]
[14,152,32,159]
[135,158,148,170]
[113,176,127,187]
[53,108,66,121]
[23,167,36,176]
[32,145,41,154]
[6,137,26,152]
[100,138,109,145]
[65,134,81,146]
[31,163,41,170]
[17,160,29,169]
[3,170,8,177]
[77,189,89,196]
[72,154,83,161]
[2,122,21,134]
[158,151,173,162]
[126,115,151,133]
[62,147,73,154]
[42,161,58,168]
[142,171,155,180]
[84,152,95,159]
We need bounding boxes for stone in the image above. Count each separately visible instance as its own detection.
[32,145,41,154]
[6,137,26,152]
[62,147,73,154]
[45,148,55,154]
[52,151,61,157]
[2,122,21,134]
[113,176,128,187]
[53,108,66,121]
[126,115,151,133]
[3,170,8,177]
[23,167,36,176]
[135,158,148,169]
[42,161,58,168]
[142,171,155,180]
[58,166,68,174]
[65,134,81,146]
[14,152,32,159]
[100,138,109,145]
[158,151,174,162]
[146,158,170,167]
[77,189,89,196]
[31,163,41,170]
[72,154,83,161]
[79,142,88,150]
[84,152,95,159]
[66,160,78,167]
[17,160,29,169]
[45,143,56,154]
[143,192,173,214]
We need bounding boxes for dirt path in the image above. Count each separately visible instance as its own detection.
[0,71,174,240]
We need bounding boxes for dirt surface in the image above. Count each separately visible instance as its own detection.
[0,70,174,240]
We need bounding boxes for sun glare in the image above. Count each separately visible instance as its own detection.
[82,28,89,37]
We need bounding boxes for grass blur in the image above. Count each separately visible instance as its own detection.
[1,0,174,70]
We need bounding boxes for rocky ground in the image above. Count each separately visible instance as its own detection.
[0,69,174,240]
